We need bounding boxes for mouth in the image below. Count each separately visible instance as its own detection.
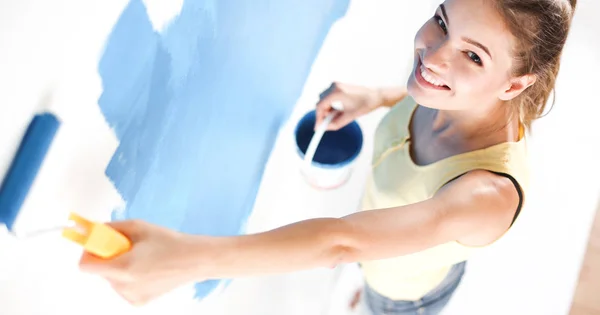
[415,58,451,91]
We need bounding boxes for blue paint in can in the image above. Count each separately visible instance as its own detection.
[295,110,363,188]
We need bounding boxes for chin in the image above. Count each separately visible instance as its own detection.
[407,76,434,108]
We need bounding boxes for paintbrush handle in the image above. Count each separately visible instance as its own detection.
[303,112,336,169]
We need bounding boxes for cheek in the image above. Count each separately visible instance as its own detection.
[454,68,485,92]
[453,68,501,95]
[452,69,506,101]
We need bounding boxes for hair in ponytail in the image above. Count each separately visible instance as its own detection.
[493,0,576,128]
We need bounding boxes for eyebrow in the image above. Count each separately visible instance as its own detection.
[440,4,450,26]
[462,37,492,60]
[439,4,493,60]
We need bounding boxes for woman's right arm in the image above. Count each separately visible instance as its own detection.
[375,86,408,108]
[316,83,408,130]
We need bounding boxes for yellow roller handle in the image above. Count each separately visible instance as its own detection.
[62,212,131,259]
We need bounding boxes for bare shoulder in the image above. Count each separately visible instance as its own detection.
[434,169,521,246]
[439,169,520,205]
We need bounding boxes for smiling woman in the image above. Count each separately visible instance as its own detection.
[78,0,577,314]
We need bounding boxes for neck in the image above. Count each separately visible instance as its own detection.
[430,102,519,143]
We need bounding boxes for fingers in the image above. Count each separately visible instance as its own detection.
[79,251,127,277]
[80,250,148,305]
[316,96,344,130]
[327,114,352,131]
[315,107,334,130]
[318,82,338,100]
[79,220,151,277]
[316,105,347,131]
[317,96,347,131]
[110,281,148,306]
[316,82,357,130]
[78,220,143,279]
[316,83,340,123]
[315,96,333,125]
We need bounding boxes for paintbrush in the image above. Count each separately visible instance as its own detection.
[303,100,345,171]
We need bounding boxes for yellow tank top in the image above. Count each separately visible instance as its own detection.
[359,96,528,301]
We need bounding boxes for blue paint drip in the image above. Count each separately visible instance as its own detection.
[98,0,349,299]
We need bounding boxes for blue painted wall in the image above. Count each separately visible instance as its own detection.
[97,0,349,299]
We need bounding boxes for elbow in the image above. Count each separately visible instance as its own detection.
[320,218,362,268]
[325,245,353,269]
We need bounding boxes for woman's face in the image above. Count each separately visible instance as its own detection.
[407,0,518,112]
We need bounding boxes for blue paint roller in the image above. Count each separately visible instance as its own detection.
[0,113,60,231]
[0,114,132,259]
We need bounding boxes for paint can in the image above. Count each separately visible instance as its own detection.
[294,110,363,190]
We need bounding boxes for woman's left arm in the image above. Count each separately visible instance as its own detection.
[203,170,519,279]
[80,170,519,304]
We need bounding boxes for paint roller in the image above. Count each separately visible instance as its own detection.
[0,113,131,259]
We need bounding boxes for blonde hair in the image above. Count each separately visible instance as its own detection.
[494,0,577,128]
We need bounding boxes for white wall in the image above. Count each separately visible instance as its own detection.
[1,0,598,315]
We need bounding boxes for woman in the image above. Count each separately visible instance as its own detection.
[80,0,577,314]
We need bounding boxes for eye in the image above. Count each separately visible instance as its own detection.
[466,51,482,66]
[434,15,447,34]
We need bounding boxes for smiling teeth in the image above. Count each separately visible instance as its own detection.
[420,65,445,87]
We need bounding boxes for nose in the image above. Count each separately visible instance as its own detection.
[422,40,451,74]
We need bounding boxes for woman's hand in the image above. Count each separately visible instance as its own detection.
[79,220,210,305]
[315,82,382,131]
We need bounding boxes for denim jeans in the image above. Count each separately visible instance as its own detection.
[364,262,466,315]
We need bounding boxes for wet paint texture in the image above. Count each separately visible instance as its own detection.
[97,0,349,298]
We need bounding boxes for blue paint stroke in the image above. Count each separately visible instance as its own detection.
[97,0,349,299]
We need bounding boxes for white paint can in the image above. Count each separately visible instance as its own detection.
[294,110,363,190]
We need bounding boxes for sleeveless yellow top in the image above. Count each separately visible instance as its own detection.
[359,96,528,301]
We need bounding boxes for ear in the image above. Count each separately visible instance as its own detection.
[499,74,537,101]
